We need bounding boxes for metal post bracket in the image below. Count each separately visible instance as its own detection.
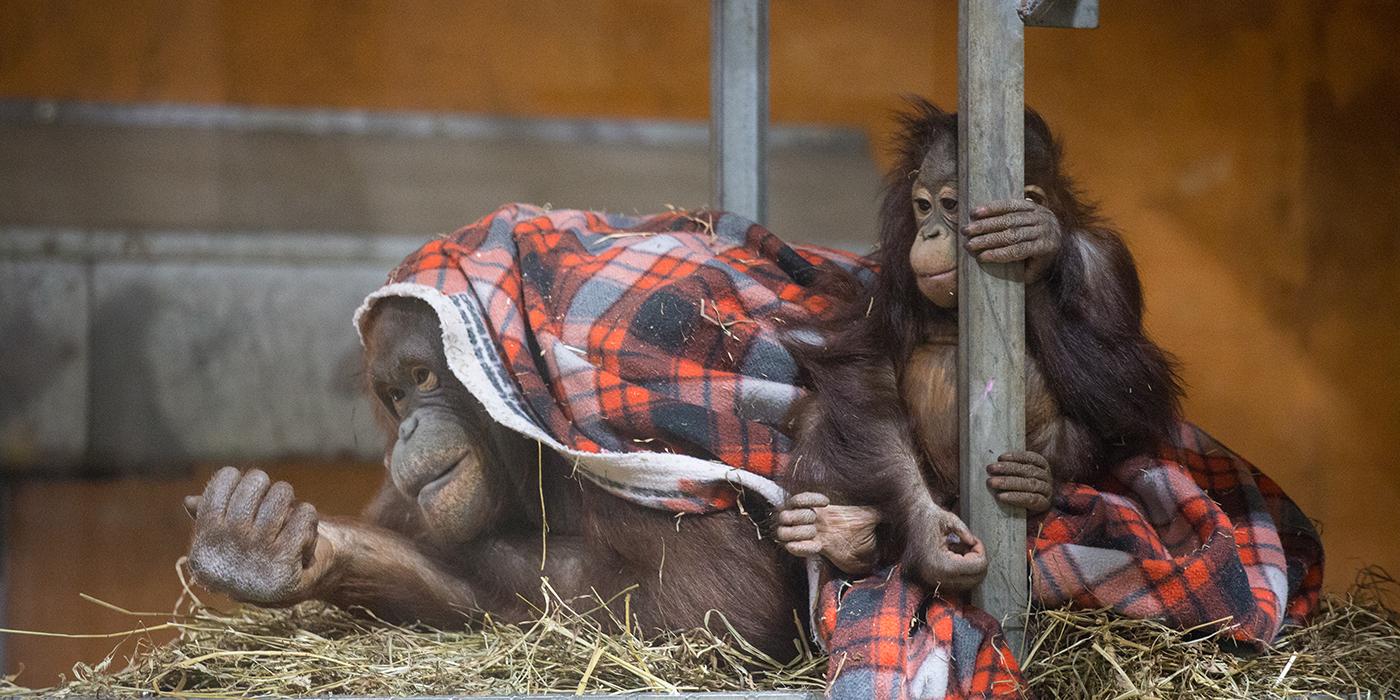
[1020,0,1099,29]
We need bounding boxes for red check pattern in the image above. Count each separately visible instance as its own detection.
[815,421,1322,699]
[379,203,869,511]
[373,206,1321,699]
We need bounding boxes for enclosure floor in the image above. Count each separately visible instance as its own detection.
[2,461,383,687]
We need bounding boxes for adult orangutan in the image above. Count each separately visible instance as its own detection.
[184,297,806,656]
[775,99,1182,587]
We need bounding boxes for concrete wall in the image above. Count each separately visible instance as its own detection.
[1,0,1396,594]
[0,106,882,473]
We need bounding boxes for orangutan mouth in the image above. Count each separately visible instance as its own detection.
[920,268,956,282]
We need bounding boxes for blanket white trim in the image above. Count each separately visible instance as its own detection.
[355,282,791,509]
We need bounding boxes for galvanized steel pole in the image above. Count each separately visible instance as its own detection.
[709,0,768,224]
[958,0,1030,654]
[0,487,8,672]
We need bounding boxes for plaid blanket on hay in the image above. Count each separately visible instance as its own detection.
[360,204,1323,700]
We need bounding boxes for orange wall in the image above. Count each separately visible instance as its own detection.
[2,0,1397,663]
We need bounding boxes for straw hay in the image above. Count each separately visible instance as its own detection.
[4,565,1396,698]
[1020,567,1400,700]
[1,562,824,698]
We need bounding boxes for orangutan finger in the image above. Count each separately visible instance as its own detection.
[964,229,1040,257]
[995,490,1052,514]
[278,503,319,565]
[977,241,1040,264]
[255,481,296,533]
[226,469,272,524]
[937,550,989,580]
[970,199,1036,219]
[939,514,978,544]
[785,492,830,510]
[988,475,1052,499]
[963,212,1042,238]
[183,495,203,519]
[784,540,823,558]
[777,524,819,542]
[777,508,818,526]
[998,451,1050,469]
[987,464,1052,491]
[986,460,1048,480]
[201,467,242,521]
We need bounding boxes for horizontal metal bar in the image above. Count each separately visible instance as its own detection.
[0,98,858,151]
[0,228,425,265]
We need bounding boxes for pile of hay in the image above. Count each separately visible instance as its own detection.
[5,566,1396,698]
[1020,568,1400,699]
[1,569,825,697]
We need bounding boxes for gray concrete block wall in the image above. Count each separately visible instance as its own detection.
[0,100,881,473]
[0,261,89,467]
[86,260,389,469]
[0,230,423,473]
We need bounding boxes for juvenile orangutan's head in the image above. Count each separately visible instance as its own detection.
[882,100,1077,310]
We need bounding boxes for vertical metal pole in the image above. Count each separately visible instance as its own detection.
[0,483,8,673]
[958,0,1028,653]
[709,0,768,224]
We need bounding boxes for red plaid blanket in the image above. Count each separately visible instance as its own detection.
[817,422,1323,699]
[358,203,869,511]
[361,205,1322,700]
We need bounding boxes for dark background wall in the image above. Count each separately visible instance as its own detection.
[2,0,1397,685]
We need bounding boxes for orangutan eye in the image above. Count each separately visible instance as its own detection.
[914,196,933,214]
[412,367,438,391]
[372,381,405,419]
[939,196,958,213]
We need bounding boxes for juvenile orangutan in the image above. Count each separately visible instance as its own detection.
[775,100,1181,587]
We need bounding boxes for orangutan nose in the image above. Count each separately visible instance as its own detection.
[389,408,470,497]
[398,413,420,441]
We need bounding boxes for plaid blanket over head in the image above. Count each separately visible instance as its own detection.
[357,203,869,511]
[817,422,1324,699]
[359,204,1323,700]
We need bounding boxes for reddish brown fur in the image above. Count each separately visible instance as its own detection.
[785,99,1181,581]
[342,299,806,652]
[186,298,805,658]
